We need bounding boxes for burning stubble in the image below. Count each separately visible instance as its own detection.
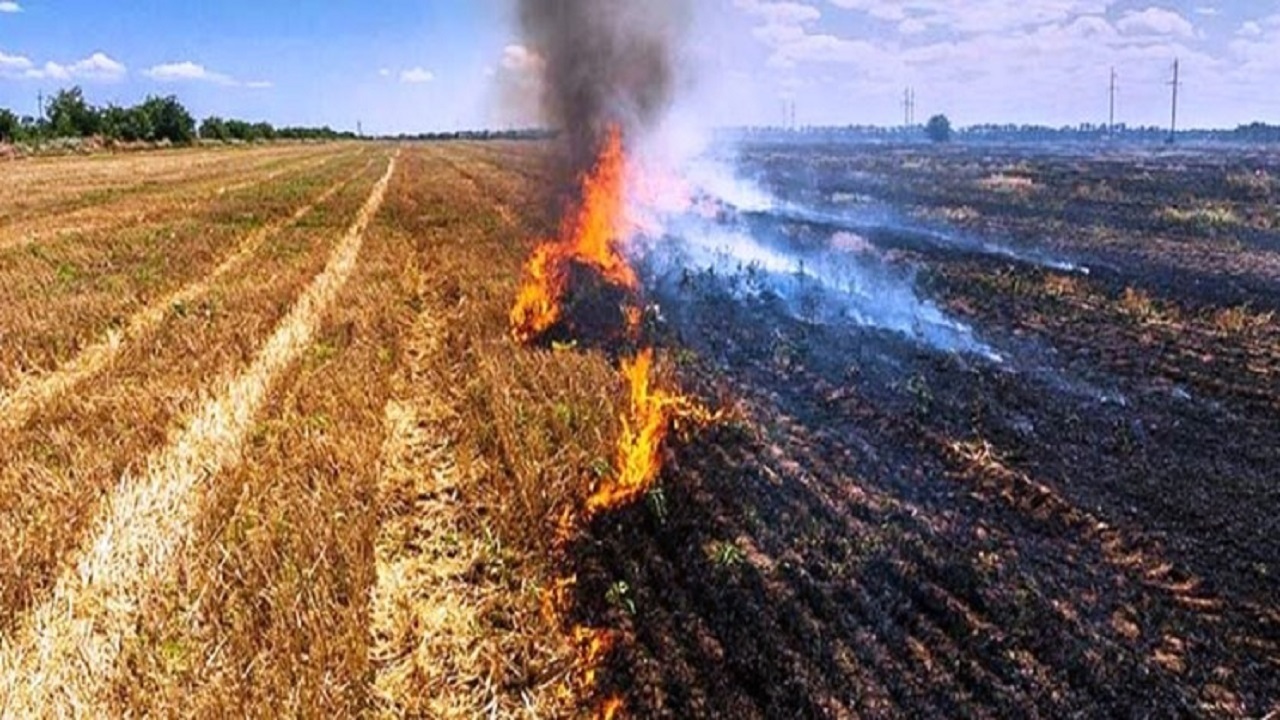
[511,3,706,717]
[517,0,689,179]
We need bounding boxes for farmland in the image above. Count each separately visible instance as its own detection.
[0,140,1277,719]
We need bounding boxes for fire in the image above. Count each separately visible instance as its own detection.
[597,695,625,720]
[510,127,638,344]
[512,127,717,720]
[587,349,712,515]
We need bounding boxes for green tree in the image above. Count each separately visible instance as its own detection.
[46,87,102,138]
[925,114,953,143]
[251,121,276,141]
[138,95,195,144]
[0,108,20,142]
[224,119,252,141]
[100,104,156,142]
[199,116,230,141]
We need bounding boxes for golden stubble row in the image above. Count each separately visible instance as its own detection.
[0,151,396,717]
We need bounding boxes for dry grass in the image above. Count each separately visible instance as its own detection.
[0,148,345,253]
[359,145,611,718]
[1158,203,1243,229]
[0,152,396,717]
[0,156,375,434]
[0,144,332,224]
[0,141,622,718]
[1225,170,1274,197]
[0,149,367,390]
[978,173,1039,194]
[0,153,386,629]
[1211,306,1276,336]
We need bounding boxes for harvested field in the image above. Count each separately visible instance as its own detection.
[0,140,1275,719]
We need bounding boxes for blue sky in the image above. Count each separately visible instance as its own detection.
[1,0,1277,132]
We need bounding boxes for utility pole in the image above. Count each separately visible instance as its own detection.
[791,101,797,131]
[357,120,363,138]
[903,87,916,128]
[1168,58,1181,143]
[37,90,43,120]
[1108,68,1117,137]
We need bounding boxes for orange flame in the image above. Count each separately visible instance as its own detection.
[511,127,638,343]
[514,127,718,720]
[586,349,712,516]
[597,695,626,720]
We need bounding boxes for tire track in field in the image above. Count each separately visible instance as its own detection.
[366,149,573,719]
[0,157,375,435]
[0,150,345,254]
[0,151,397,718]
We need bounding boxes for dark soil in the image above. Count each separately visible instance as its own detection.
[567,143,1280,718]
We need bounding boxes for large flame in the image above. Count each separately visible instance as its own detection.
[512,127,716,720]
[510,127,639,344]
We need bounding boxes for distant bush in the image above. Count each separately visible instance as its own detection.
[926,114,953,143]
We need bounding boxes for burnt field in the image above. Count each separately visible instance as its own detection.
[2,140,1273,718]
[568,143,1280,717]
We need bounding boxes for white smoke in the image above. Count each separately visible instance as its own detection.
[623,125,1000,359]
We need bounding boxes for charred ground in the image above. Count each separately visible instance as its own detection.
[566,143,1279,718]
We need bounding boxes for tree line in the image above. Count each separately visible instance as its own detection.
[0,86,356,145]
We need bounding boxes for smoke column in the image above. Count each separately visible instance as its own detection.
[517,0,689,179]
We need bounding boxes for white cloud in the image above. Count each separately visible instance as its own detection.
[1193,6,1219,16]
[146,61,233,84]
[0,50,32,73]
[1116,7,1195,38]
[898,17,929,34]
[399,67,434,84]
[827,0,1121,35]
[11,52,127,82]
[1237,21,1262,37]
[144,60,267,89]
[735,0,823,25]
[378,67,391,77]
[0,2,22,13]
[1228,14,1280,76]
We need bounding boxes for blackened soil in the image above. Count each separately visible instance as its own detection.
[566,145,1279,719]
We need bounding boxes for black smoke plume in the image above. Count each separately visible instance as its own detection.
[518,0,688,178]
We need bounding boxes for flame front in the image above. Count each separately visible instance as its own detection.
[512,127,716,720]
[510,127,638,344]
